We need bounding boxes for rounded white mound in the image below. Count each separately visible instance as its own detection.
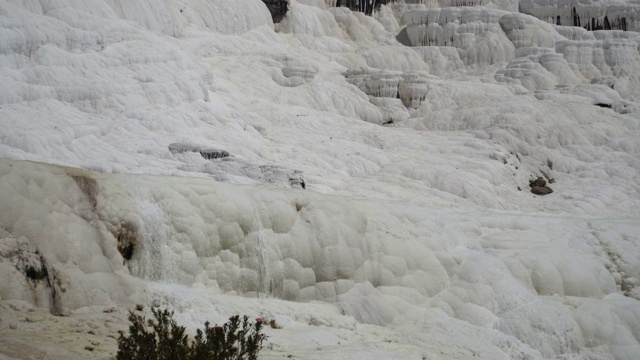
[1,159,640,359]
[1,0,640,359]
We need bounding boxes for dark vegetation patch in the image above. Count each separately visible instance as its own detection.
[117,307,267,360]
[25,264,48,281]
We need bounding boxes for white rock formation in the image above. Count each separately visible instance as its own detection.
[496,47,586,90]
[404,7,516,66]
[398,71,430,108]
[2,158,640,358]
[519,0,640,31]
[499,13,566,48]
[346,68,432,108]
[1,0,640,359]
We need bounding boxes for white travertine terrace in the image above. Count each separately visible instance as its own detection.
[404,7,516,65]
[2,159,640,359]
[1,0,640,359]
[345,68,432,109]
[398,71,430,108]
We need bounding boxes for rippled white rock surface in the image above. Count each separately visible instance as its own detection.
[1,0,640,359]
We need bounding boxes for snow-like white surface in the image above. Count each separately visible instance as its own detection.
[1,0,640,359]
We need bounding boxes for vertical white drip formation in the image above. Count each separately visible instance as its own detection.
[240,207,272,297]
[130,199,176,282]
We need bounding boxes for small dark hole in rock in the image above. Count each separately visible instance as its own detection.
[121,243,135,260]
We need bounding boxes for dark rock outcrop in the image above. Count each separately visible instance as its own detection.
[531,185,554,195]
[530,177,554,196]
[533,177,547,187]
[262,0,289,23]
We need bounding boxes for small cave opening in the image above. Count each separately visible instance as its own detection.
[595,103,612,108]
[114,222,139,262]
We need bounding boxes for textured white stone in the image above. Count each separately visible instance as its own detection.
[404,7,516,66]
[520,0,640,32]
[1,0,640,359]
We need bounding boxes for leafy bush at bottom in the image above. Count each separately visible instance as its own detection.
[117,307,267,360]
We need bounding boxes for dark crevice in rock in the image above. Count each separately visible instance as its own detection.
[16,244,63,315]
[169,143,230,160]
[115,222,138,263]
[332,0,398,16]
[199,149,230,160]
[450,0,486,6]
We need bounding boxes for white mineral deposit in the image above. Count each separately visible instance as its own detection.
[1,0,639,359]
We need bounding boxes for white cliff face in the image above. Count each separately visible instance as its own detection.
[1,0,640,359]
[519,0,640,31]
[404,7,516,66]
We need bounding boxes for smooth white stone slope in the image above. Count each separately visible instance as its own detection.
[1,159,639,359]
[1,0,640,359]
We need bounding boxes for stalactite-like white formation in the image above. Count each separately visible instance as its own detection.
[366,72,403,97]
[519,0,640,31]
[346,68,431,108]
[556,38,639,70]
[398,71,430,108]
[496,30,640,95]
[404,8,516,66]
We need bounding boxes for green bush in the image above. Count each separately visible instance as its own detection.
[25,265,48,281]
[117,307,267,360]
